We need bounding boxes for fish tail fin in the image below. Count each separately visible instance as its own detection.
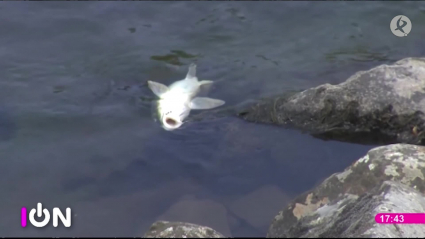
[186,63,197,79]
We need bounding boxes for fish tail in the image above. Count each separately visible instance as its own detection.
[186,63,197,79]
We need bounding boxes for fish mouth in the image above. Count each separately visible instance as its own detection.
[162,116,182,130]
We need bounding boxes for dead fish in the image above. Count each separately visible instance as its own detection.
[147,63,225,131]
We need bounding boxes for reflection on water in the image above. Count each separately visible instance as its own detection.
[150,50,199,66]
[0,1,424,237]
[325,45,390,63]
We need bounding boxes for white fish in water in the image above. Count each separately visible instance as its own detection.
[147,63,225,131]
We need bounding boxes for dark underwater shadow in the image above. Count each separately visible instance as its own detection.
[0,107,17,142]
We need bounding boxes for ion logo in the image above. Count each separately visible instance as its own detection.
[21,203,71,228]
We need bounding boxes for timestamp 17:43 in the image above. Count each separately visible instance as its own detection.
[375,213,425,224]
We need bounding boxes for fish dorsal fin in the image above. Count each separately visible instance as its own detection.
[186,63,197,79]
[147,81,169,98]
[189,97,225,110]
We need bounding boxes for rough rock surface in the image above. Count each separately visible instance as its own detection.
[156,196,231,237]
[267,143,425,238]
[143,221,225,238]
[318,181,425,238]
[239,58,425,145]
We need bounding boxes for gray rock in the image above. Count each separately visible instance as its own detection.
[239,58,425,145]
[143,221,225,238]
[267,143,425,238]
[156,197,232,237]
[318,181,425,238]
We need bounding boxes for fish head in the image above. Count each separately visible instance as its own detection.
[157,98,191,131]
[161,111,183,130]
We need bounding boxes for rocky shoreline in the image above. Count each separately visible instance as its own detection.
[143,221,225,238]
[239,57,425,146]
[143,58,425,238]
[266,143,425,238]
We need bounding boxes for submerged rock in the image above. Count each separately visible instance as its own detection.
[239,57,425,145]
[267,143,425,238]
[143,221,225,238]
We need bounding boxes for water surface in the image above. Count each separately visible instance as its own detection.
[0,1,424,237]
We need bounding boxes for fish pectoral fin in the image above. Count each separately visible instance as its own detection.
[198,80,214,92]
[189,97,225,110]
[186,63,197,79]
[147,81,169,97]
[199,80,213,86]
